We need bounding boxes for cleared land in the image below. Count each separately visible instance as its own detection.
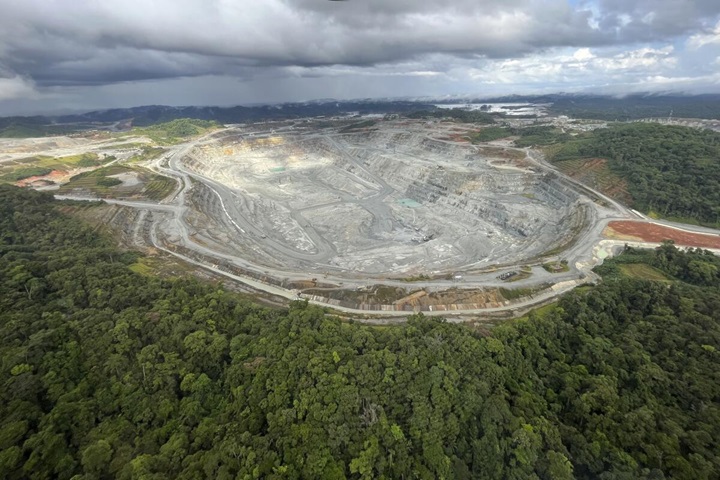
[605,221,720,249]
[0,133,157,189]
[553,158,632,204]
[57,165,176,201]
[618,263,670,281]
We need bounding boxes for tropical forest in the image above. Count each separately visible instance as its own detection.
[1,185,720,479]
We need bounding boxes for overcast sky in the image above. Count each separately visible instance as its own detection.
[1,0,720,115]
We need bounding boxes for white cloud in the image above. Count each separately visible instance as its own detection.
[0,75,37,101]
[573,48,596,61]
[687,20,720,49]
[594,46,676,71]
[462,45,677,88]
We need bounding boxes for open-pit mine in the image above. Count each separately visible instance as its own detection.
[179,126,582,275]
[108,118,618,318]
[15,116,713,319]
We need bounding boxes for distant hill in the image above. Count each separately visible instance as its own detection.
[3,94,720,138]
[485,93,720,120]
[0,101,438,137]
[55,101,439,125]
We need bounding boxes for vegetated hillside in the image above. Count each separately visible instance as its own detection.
[1,185,720,479]
[132,118,221,144]
[72,101,438,126]
[513,125,571,147]
[0,154,110,184]
[56,165,175,201]
[545,94,720,120]
[4,94,720,138]
[0,117,84,138]
[467,125,570,146]
[550,123,720,226]
[0,101,439,137]
[469,126,511,142]
[479,94,720,120]
[405,109,495,124]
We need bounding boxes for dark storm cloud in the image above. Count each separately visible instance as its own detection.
[0,0,719,113]
[23,49,253,87]
[0,0,717,89]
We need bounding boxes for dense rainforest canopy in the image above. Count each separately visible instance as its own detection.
[550,123,720,226]
[1,185,720,479]
[544,94,720,121]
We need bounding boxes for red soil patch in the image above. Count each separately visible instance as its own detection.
[438,133,472,143]
[606,221,720,249]
[558,158,632,204]
[476,146,525,161]
[15,169,68,187]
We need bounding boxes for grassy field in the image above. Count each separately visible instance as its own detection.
[57,165,176,201]
[128,261,155,276]
[0,166,53,182]
[515,302,558,323]
[128,255,200,278]
[475,146,525,160]
[469,126,511,143]
[127,146,167,163]
[30,152,106,169]
[339,120,378,133]
[131,119,221,145]
[618,263,670,282]
[0,153,111,182]
[542,261,570,273]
